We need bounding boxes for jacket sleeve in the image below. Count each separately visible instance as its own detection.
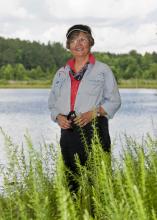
[101,64,121,119]
[48,71,60,122]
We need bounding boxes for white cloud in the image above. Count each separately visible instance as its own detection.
[9,28,32,40]
[46,0,157,20]
[12,7,34,19]
[0,0,20,16]
[93,22,157,53]
[0,0,157,53]
[0,0,34,20]
[42,25,67,43]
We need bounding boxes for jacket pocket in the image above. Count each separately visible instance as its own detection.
[54,78,66,97]
[86,79,103,96]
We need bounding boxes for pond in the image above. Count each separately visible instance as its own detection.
[0,88,157,163]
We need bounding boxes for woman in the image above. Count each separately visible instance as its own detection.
[48,24,121,180]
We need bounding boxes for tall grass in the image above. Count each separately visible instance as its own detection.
[0,128,157,220]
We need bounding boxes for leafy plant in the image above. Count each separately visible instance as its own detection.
[0,128,156,219]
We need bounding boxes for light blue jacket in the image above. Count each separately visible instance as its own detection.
[48,60,121,122]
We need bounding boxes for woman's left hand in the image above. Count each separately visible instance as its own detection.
[73,111,96,127]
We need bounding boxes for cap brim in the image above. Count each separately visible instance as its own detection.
[66,29,89,38]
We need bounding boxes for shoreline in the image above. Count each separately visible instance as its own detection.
[0,79,156,89]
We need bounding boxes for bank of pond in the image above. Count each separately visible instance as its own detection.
[0,79,157,89]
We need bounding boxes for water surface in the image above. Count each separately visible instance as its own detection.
[0,88,157,162]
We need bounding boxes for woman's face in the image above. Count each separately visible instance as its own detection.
[69,32,90,58]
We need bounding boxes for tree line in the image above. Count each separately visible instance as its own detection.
[0,36,157,81]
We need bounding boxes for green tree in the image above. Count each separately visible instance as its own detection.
[0,37,157,81]
[0,64,14,80]
[143,63,157,79]
[14,64,27,80]
[48,42,71,68]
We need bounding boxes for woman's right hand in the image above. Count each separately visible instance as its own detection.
[56,114,71,129]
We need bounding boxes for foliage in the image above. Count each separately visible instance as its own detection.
[0,37,157,82]
[0,128,157,219]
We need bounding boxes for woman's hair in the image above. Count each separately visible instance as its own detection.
[66,24,94,49]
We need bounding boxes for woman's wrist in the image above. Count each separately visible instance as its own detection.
[96,107,101,117]
[99,106,107,116]
[94,106,106,117]
[92,108,101,118]
[56,114,61,121]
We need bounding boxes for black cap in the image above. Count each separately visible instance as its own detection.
[66,24,92,38]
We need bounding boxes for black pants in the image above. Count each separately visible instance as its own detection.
[60,116,111,173]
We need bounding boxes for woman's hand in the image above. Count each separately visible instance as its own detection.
[74,111,96,127]
[56,114,71,129]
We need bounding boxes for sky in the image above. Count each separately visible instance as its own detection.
[0,0,157,54]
